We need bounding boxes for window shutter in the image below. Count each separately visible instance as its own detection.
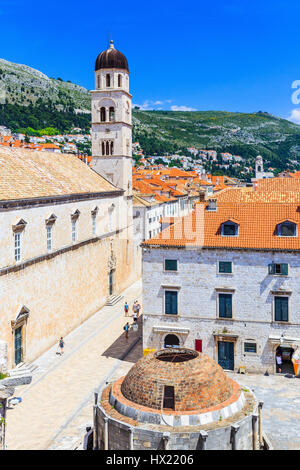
[219,294,225,317]
[225,295,232,318]
[171,292,178,314]
[282,298,288,322]
[165,292,171,314]
[281,264,288,276]
[165,291,178,315]
[268,263,275,275]
[165,260,178,271]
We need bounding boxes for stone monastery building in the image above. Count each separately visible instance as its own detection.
[142,177,300,374]
[0,41,136,370]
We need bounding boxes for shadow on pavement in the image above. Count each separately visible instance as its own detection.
[101,315,143,364]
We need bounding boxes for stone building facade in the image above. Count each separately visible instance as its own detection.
[0,149,135,369]
[142,196,300,374]
[0,41,137,369]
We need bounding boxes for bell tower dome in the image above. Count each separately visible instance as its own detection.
[91,40,132,196]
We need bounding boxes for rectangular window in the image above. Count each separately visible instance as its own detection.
[268,263,288,276]
[92,215,96,235]
[163,385,175,410]
[72,220,77,242]
[218,261,232,274]
[14,232,21,262]
[165,291,178,315]
[274,296,289,322]
[244,342,257,353]
[47,226,52,251]
[165,259,178,271]
[219,293,232,318]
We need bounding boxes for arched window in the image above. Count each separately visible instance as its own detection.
[106,74,111,87]
[106,141,110,155]
[164,334,180,348]
[109,107,115,121]
[102,141,105,155]
[118,74,122,87]
[110,141,114,155]
[100,107,106,122]
[97,75,100,89]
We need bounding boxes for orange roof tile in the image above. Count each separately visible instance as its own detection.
[142,201,300,251]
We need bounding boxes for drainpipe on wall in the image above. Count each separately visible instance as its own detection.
[230,424,240,450]
[258,401,264,449]
[129,427,134,450]
[104,417,109,450]
[163,432,170,450]
[252,414,259,450]
[93,392,98,450]
[199,430,208,450]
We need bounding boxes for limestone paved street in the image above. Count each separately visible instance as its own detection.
[5,281,300,451]
[230,372,300,450]
[5,280,142,450]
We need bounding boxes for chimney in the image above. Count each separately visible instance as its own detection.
[207,198,217,211]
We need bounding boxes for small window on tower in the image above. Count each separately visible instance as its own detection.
[106,141,110,155]
[102,141,105,156]
[109,107,115,121]
[100,107,106,122]
[106,74,111,87]
[118,74,122,87]
[110,141,114,155]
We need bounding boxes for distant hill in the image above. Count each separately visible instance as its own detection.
[1,58,300,172]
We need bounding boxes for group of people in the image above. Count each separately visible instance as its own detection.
[123,300,141,339]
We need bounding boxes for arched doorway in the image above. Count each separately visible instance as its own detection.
[276,346,294,374]
[164,334,179,348]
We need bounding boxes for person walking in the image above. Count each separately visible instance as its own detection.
[276,351,282,373]
[124,301,129,317]
[58,337,65,355]
[136,301,141,319]
[124,322,130,339]
[132,300,138,317]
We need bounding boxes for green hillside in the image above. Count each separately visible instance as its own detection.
[132,110,300,172]
[1,58,300,173]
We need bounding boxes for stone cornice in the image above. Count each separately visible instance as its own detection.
[0,190,123,212]
[91,121,132,128]
[91,89,132,99]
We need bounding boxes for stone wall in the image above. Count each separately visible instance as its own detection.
[95,403,257,450]
[142,247,300,373]
[0,194,137,369]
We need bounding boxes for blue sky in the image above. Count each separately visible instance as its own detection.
[1,0,300,122]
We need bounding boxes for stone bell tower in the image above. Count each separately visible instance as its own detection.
[91,40,132,197]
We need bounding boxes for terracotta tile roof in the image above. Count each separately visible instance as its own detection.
[214,178,300,203]
[0,147,117,201]
[142,201,300,251]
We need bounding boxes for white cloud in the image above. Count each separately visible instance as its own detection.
[288,109,300,124]
[171,105,197,111]
[132,100,197,112]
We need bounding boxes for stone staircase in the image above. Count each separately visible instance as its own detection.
[105,294,123,306]
[8,361,40,379]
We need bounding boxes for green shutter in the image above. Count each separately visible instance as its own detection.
[275,297,288,322]
[268,263,275,275]
[165,291,178,315]
[281,264,288,276]
[165,260,178,271]
[219,261,232,273]
[219,294,232,318]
